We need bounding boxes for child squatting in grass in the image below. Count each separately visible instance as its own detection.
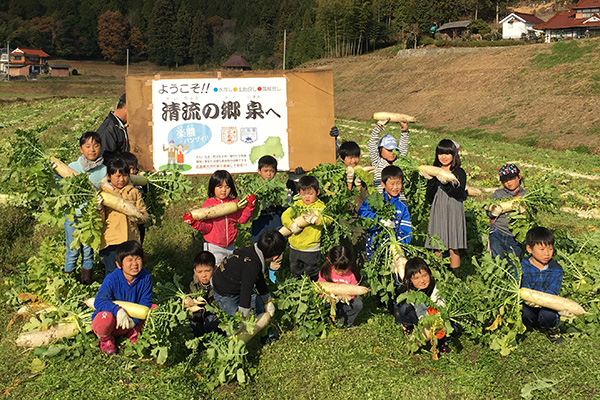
[188,251,221,337]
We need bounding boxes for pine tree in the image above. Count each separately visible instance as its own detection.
[147,0,176,65]
[172,2,192,67]
[189,10,210,66]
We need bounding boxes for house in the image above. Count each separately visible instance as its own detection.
[8,48,49,76]
[500,12,544,39]
[0,48,8,73]
[436,20,472,39]
[48,63,70,77]
[536,0,600,42]
[222,55,251,71]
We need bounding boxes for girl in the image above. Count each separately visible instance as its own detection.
[488,163,526,261]
[99,158,149,276]
[318,246,363,327]
[424,139,467,270]
[392,257,450,353]
[183,170,256,266]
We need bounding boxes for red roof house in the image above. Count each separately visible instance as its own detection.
[9,48,49,76]
[537,0,600,41]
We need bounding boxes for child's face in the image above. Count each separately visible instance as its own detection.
[501,175,521,192]
[117,254,142,282]
[380,148,397,163]
[341,155,359,167]
[438,153,453,167]
[128,164,138,175]
[79,138,102,162]
[258,166,276,180]
[381,177,403,197]
[194,264,214,285]
[299,187,319,205]
[410,269,431,290]
[526,243,554,267]
[214,180,231,200]
[109,171,129,190]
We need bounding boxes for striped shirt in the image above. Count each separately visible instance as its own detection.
[368,124,409,199]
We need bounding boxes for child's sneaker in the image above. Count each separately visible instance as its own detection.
[126,328,139,344]
[547,328,565,344]
[439,342,451,354]
[99,335,116,354]
[402,324,413,335]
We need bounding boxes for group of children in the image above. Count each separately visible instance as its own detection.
[61,119,565,354]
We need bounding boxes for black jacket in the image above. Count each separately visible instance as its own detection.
[96,111,129,163]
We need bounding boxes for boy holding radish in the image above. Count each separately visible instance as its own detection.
[99,158,149,275]
[183,170,256,266]
[188,251,220,337]
[358,165,412,261]
[59,131,107,285]
[92,240,153,355]
[368,118,410,201]
[281,175,332,280]
[520,227,564,341]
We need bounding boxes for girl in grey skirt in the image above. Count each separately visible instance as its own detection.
[424,139,467,270]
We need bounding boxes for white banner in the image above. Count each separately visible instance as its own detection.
[151,77,288,174]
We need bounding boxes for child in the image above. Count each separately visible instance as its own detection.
[520,227,564,341]
[424,139,467,271]
[183,170,256,267]
[318,246,363,327]
[119,152,147,245]
[91,240,153,354]
[212,230,286,318]
[488,163,526,260]
[368,119,410,200]
[340,141,369,210]
[393,257,450,353]
[358,165,412,260]
[281,175,331,280]
[99,158,149,275]
[251,156,288,282]
[61,131,107,285]
[188,251,220,337]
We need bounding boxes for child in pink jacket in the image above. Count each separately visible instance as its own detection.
[183,170,255,266]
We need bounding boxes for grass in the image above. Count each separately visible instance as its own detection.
[530,40,599,69]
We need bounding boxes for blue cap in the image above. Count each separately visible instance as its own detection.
[378,134,398,151]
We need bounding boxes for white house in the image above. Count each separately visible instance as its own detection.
[500,12,544,39]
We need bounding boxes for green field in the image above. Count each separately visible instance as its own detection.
[1,95,600,400]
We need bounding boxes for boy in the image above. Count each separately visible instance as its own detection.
[520,227,564,341]
[188,251,220,337]
[281,175,332,280]
[251,155,288,282]
[339,140,369,211]
[59,131,107,285]
[119,152,147,245]
[91,240,153,354]
[358,165,412,260]
[368,119,409,200]
[212,230,286,318]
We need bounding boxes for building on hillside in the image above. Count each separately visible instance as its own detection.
[536,0,600,42]
[222,55,252,70]
[48,63,70,77]
[500,12,544,39]
[0,48,8,73]
[8,48,49,76]
[436,20,472,40]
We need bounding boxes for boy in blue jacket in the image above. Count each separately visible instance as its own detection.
[358,165,412,260]
[91,240,152,354]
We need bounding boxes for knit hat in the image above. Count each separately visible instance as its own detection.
[379,134,399,151]
[498,163,520,181]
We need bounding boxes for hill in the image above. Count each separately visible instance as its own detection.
[305,38,600,155]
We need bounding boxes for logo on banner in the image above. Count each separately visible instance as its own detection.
[221,127,238,144]
[240,127,258,144]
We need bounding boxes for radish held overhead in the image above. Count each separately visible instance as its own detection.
[372,112,417,123]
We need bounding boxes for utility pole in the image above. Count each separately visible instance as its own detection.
[6,41,9,81]
[126,48,129,75]
[283,29,286,70]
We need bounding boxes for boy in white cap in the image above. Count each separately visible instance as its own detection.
[368,119,410,201]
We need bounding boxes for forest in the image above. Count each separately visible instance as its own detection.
[0,0,520,69]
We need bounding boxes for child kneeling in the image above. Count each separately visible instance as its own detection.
[92,240,153,354]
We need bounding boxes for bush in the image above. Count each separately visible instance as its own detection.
[573,144,591,154]
[435,39,447,47]
[470,19,491,35]
[421,37,435,46]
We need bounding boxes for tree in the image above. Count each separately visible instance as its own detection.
[189,11,210,66]
[129,27,146,61]
[172,3,192,66]
[146,0,176,65]
[97,10,130,63]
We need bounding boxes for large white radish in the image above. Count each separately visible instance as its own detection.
[99,191,144,219]
[233,312,272,343]
[190,201,242,221]
[418,165,459,185]
[50,156,78,178]
[315,281,371,296]
[372,112,417,123]
[519,288,587,316]
[15,322,80,347]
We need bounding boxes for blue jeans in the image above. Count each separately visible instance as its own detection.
[64,217,94,272]
[522,303,560,329]
[100,244,119,276]
[213,289,265,317]
[489,228,522,260]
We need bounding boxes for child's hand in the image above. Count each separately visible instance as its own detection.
[303,211,320,225]
[265,301,276,317]
[245,194,256,208]
[398,121,409,131]
[524,301,541,308]
[289,221,302,234]
[329,126,339,137]
[116,308,135,329]
[381,219,395,229]
[182,212,195,225]
[95,193,104,211]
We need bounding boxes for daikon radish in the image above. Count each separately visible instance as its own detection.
[233,313,272,343]
[346,166,355,185]
[488,198,525,217]
[466,185,482,197]
[113,301,151,319]
[519,288,587,316]
[372,112,417,123]
[129,174,149,186]
[99,191,144,219]
[50,156,78,178]
[279,213,314,237]
[315,281,371,296]
[418,165,459,185]
[15,322,80,347]
[390,244,407,280]
[190,200,245,221]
